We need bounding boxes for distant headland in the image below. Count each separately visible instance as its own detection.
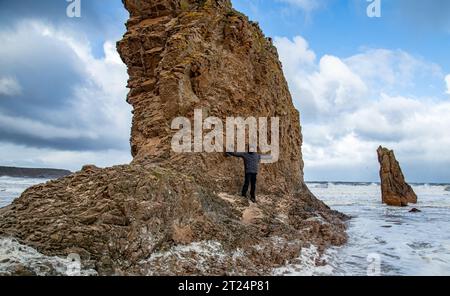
[0,166,71,179]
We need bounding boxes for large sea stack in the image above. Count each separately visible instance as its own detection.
[377,146,418,207]
[0,0,347,275]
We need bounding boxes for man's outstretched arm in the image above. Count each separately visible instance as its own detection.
[226,152,245,158]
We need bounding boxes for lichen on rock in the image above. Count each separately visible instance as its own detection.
[0,0,348,275]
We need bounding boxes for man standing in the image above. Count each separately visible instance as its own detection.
[226,145,261,203]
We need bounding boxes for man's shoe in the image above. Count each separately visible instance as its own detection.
[250,196,256,203]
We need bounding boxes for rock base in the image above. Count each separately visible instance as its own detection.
[0,164,347,275]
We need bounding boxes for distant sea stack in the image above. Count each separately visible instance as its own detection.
[377,146,418,207]
[0,0,348,275]
[0,166,71,179]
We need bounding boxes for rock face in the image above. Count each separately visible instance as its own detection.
[377,146,417,207]
[0,0,348,275]
[117,0,303,193]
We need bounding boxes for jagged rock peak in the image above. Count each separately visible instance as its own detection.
[377,146,418,207]
[123,0,232,18]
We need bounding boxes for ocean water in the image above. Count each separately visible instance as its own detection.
[0,176,50,208]
[296,182,450,276]
[1,177,450,275]
[0,177,98,276]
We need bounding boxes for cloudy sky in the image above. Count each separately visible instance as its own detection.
[0,0,449,182]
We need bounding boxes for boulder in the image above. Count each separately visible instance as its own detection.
[377,146,417,207]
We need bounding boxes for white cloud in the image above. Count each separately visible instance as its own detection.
[0,142,131,171]
[0,76,21,96]
[302,55,368,113]
[35,149,132,171]
[274,36,316,77]
[345,49,442,97]
[277,0,324,12]
[275,35,450,182]
[0,20,132,168]
[275,37,368,120]
[347,50,421,86]
[446,74,450,94]
[0,112,97,140]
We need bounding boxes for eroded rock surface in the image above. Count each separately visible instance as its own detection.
[0,0,348,275]
[377,146,417,207]
[117,0,304,194]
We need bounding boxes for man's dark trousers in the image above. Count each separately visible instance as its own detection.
[242,173,257,200]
